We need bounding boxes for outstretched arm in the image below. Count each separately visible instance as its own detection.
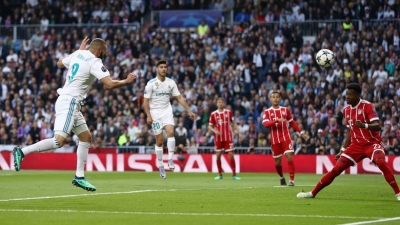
[100,73,137,89]
[289,120,302,133]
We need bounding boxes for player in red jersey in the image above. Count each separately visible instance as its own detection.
[262,91,309,186]
[297,83,400,200]
[208,98,243,180]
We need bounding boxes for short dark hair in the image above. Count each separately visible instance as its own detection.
[89,38,106,50]
[156,60,167,67]
[346,83,362,94]
[217,98,225,102]
[270,91,281,96]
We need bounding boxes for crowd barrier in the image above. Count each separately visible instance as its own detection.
[1,18,399,42]
[2,152,400,174]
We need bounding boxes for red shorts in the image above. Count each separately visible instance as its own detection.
[215,141,234,152]
[341,143,385,165]
[271,140,294,158]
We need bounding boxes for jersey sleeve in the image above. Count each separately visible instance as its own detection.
[366,103,379,122]
[89,59,110,80]
[286,108,294,122]
[230,110,234,122]
[209,113,215,126]
[262,110,270,123]
[143,82,152,99]
[61,52,76,69]
[171,81,180,97]
[342,107,350,127]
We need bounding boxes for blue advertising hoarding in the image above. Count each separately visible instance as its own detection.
[159,10,222,28]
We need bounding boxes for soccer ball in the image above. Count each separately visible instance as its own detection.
[315,49,335,67]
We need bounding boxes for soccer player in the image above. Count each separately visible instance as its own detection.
[208,98,243,180]
[143,60,196,179]
[297,83,400,200]
[12,37,138,191]
[262,91,308,186]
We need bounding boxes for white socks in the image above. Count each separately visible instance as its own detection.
[22,138,60,155]
[76,142,90,178]
[155,145,163,167]
[167,137,175,160]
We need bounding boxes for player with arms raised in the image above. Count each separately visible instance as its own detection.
[208,98,242,180]
[143,60,196,179]
[263,91,308,186]
[297,83,400,200]
[13,37,137,191]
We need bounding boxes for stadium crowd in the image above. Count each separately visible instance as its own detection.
[0,0,400,155]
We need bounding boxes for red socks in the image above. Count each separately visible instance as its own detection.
[288,160,295,181]
[374,152,400,194]
[216,158,222,175]
[230,157,236,176]
[216,157,237,176]
[312,158,352,196]
[275,164,283,177]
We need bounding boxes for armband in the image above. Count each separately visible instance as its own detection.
[300,130,305,134]
[341,146,346,152]
[365,124,368,129]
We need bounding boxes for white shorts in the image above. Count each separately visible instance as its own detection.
[150,110,174,135]
[54,95,88,138]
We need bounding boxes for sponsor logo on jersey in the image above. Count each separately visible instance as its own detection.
[156,91,170,96]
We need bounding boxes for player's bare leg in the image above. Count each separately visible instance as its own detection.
[214,151,223,180]
[274,156,286,186]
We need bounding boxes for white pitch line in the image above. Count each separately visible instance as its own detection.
[0,187,254,202]
[0,190,157,202]
[0,209,384,220]
[273,185,315,188]
[338,217,400,225]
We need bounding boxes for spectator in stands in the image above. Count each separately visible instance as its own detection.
[197,20,209,39]
[235,9,250,23]
[105,118,121,142]
[175,122,188,154]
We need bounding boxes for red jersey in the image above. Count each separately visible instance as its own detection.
[209,109,234,142]
[262,107,296,145]
[343,100,382,145]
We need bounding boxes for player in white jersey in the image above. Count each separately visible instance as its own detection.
[144,60,196,179]
[12,37,137,191]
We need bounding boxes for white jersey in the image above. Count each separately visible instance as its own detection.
[144,77,180,112]
[58,50,109,102]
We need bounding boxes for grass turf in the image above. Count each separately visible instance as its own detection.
[0,171,399,225]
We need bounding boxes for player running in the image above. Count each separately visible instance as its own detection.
[13,37,138,191]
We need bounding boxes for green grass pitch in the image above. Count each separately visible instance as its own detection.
[0,171,399,225]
